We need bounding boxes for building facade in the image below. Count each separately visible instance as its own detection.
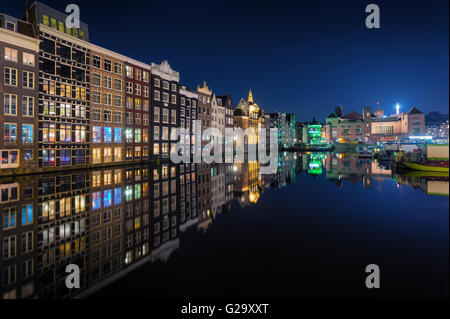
[124,61,151,163]
[196,82,212,228]
[217,94,234,162]
[326,111,364,144]
[0,16,39,174]
[369,107,425,143]
[90,47,126,166]
[35,22,91,171]
[425,111,449,143]
[150,60,180,160]
[179,86,198,161]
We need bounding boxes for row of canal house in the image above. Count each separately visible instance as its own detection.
[0,2,202,176]
[1,2,278,177]
[0,159,249,298]
[325,106,426,144]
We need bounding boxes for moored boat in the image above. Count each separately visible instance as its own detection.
[403,161,449,173]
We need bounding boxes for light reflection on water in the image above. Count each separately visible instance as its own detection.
[0,152,448,299]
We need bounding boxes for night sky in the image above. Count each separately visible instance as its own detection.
[3,0,449,121]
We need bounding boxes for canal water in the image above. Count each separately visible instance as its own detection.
[0,153,448,299]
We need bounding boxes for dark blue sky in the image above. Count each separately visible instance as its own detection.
[3,0,449,121]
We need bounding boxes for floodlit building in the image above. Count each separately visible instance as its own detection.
[326,111,364,144]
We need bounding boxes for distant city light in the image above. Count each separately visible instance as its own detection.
[409,135,433,140]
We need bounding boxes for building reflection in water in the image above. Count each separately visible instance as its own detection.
[0,153,447,298]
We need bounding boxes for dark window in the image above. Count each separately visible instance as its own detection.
[42,59,55,74]
[73,68,85,82]
[58,45,71,60]
[72,49,85,64]
[24,188,33,199]
[73,149,85,165]
[41,178,55,196]
[1,189,8,202]
[59,175,71,192]
[59,64,71,79]
[92,55,101,68]
[41,38,55,54]
[72,173,86,189]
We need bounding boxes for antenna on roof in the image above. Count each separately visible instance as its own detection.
[25,0,30,22]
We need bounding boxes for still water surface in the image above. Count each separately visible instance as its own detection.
[0,153,448,299]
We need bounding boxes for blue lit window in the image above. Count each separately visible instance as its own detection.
[104,127,112,143]
[93,126,101,143]
[114,187,122,205]
[60,149,71,165]
[92,191,101,210]
[21,204,33,225]
[22,124,33,143]
[114,128,122,143]
[103,189,112,207]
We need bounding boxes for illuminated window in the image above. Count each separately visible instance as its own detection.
[22,124,33,144]
[22,52,35,66]
[4,123,17,143]
[58,21,65,33]
[42,149,55,166]
[21,204,33,225]
[134,129,141,143]
[114,127,122,143]
[93,126,101,143]
[4,47,18,62]
[104,127,112,143]
[125,128,133,143]
[43,15,50,26]
[126,66,133,78]
[104,147,112,162]
[153,143,160,155]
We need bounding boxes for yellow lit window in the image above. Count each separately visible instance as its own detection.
[43,15,49,26]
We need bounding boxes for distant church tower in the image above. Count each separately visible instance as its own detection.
[248,89,254,104]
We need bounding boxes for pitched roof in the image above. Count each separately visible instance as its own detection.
[327,113,338,118]
[407,107,423,114]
